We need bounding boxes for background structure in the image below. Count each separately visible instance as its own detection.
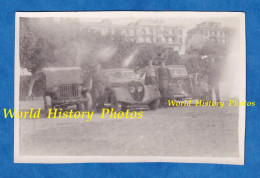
[0,0,259,177]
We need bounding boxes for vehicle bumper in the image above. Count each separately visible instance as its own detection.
[52,97,88,105]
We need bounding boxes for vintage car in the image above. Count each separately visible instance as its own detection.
[101,68,161,111]
[43,67,91,114]
[167,65,193,100]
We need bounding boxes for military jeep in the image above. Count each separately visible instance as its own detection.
[43,67,91,114]
[101,68,161,111]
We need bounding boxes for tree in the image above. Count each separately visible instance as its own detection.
[199,41,227,57]
[185,40,228,74]
[20,18,57,99]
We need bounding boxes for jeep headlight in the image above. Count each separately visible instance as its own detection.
[129,86,135,93]
[137,85,143,92]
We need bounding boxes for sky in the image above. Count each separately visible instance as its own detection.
[78,17,241,31]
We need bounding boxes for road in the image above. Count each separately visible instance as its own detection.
[19,104,239,157]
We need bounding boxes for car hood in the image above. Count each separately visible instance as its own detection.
[106,79,139,86]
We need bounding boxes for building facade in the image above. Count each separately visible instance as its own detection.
[186,21,232,52]
[83,20,186,54]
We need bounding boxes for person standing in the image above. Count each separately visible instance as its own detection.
[206,55,221,102]
[80,62,93,111]
[90,64,105,111]
[140,60,157,85]
[157,62,171,107]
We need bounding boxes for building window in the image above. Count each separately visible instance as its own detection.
[150,37,153,43]
[149,28,153,34]
[204,30,208,36]
[172,36,176,42]
[179,29,183,35]
[142,29,146,35]
[146,28,149,34]
[179,37,183,43]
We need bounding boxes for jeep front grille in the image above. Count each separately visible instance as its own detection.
[58,85,79,99]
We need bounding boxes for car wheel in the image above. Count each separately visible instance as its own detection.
[148,98,160,110]
[44,95,52,117]
[77,103,84,111]
[110,92,122,112]
[121,104,127,112]
[199,93,209,101]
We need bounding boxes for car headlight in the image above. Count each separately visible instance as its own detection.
[129,86,135,93]
[137,85,143,92]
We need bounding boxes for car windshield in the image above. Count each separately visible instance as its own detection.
[103,70,137,80]
[169,68,187,76]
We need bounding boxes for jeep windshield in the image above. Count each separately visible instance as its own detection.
[103,70,137,80]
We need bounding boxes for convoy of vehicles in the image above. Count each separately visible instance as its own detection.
[40,64,206,113]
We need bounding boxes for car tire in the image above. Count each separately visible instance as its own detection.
[77,103,84,111]
[110,92,122,112]
[121,104,127,112]
[199,93,209,101]
[148,98,160,110]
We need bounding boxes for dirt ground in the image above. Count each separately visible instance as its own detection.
[18,100,239,158]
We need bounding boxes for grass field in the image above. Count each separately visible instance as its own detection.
[19,101,239,157]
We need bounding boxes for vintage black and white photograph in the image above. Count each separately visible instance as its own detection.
[14,12,245,164]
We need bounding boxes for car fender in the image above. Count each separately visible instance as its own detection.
[112,87,137,104]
